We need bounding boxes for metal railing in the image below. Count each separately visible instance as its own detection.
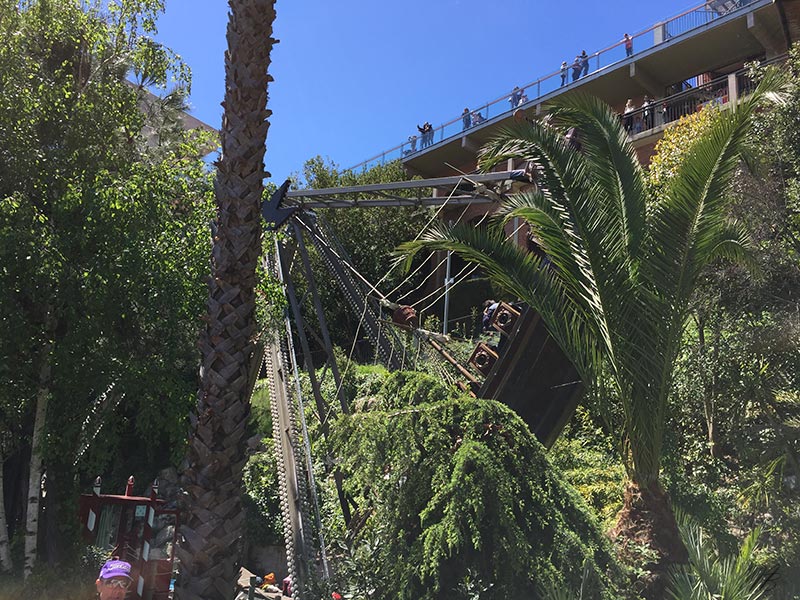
[622,55,779,134]
[623,74,731,133]
[348,0,761,172]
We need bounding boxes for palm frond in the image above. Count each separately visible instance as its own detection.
[479,115,646,384]
[668,522,774,600]
[396,220,602,381]
[547,94,648,261]
[638,74,787,475]
[646,69,785,315]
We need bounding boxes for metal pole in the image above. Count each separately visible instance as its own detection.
[282,232,352,526]
[294,223,349,415]
[279,243,331,582]
[443,251,452,335]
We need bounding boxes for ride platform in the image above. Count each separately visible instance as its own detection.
[471,303,582,448]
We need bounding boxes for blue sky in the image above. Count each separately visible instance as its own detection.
[155,0,678,183]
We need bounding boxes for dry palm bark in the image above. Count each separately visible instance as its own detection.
[175,1,277,598]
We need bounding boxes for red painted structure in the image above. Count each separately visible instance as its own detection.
[78,477,179,600]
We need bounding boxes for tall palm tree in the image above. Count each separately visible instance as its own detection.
[175,1,277,598]
[400,72,783,595]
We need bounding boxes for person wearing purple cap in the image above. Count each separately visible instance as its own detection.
[96,559,132,600]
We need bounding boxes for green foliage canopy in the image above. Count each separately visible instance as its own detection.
[332,370,620,599]
[399,75,785,491]
[0,0,215,556]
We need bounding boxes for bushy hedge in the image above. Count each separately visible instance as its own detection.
[331,369,622,599]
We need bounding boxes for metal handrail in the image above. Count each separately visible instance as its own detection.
[621,54,783,133]
[347,0,760,172]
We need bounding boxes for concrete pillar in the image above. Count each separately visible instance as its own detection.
[728,72,739,106]
[654,22,666,45]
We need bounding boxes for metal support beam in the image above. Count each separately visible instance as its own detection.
[283,170,529,209]
[285,170,519,199]
[279,240,352,526]
[294,223,350,415]
[294,213,403,370]
[282,194,496,209]
[280,244,332,430]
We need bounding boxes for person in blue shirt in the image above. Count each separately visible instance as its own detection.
[462,108,472,130]
[580,50,589,77]
[571,56,582,81]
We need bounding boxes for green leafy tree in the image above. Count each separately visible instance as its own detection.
[399,74,785,595]
[332,370,621,600]
[0,0,214,576]
[660,52,800,593]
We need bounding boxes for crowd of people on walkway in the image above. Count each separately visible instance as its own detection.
[624,92,688,133]
[405,33,638,156]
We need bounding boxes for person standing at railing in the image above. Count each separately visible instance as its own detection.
[641,95,653,130]
[418,122,433,147]
[580,50,589,77]
[508,86,522,110]
[407,134,417,154]
[623,33,633,57]
[560,61,568,86]
[571,56,582,82]
[660,101,671,125]
[462,108,472,130]
[417,123,429,148]
[623,99,635,132]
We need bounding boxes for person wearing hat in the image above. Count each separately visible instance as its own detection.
[96,559,132,600]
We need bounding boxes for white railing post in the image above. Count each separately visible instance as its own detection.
[728,72,739,105]
[654,22,666,45]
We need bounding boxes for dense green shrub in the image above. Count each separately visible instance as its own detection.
[331,369,622,599]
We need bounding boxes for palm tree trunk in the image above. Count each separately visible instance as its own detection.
[0,449,12,573]
[611,480,688,599]
[175,1,277,599]
[696,313,723,459]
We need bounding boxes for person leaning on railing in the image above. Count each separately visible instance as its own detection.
[641,95,653,130]
[571,55,582,81]
[623,99,635,132]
